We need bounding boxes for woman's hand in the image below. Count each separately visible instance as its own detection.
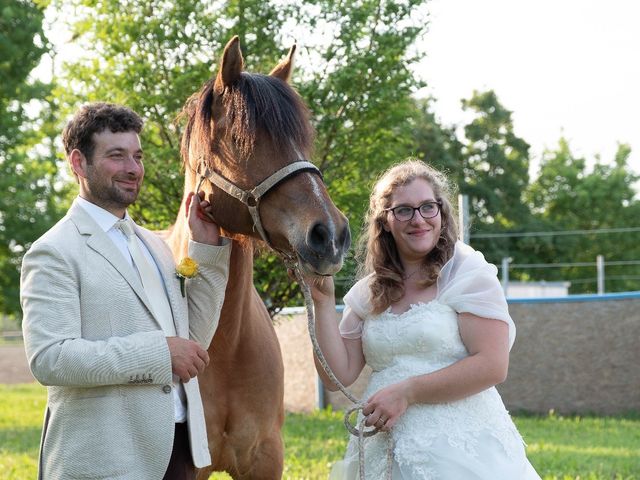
[362,379,412,431]
[298,273,335,305]
[185,191,221,245]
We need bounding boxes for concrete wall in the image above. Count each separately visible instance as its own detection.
[274,293,640,415]
[499,293,640,414]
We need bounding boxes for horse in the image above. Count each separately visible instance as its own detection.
[166,36,351,479]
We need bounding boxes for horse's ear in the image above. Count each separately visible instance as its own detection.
[214,36,243,95]
[269,44,296,83]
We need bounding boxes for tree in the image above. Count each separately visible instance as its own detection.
[460,90,532,263]
[49,0,431,313]
[409,96,464,185]
[0,0,68,317]
[523,139,640,293]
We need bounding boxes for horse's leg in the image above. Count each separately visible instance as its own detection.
[197,384,284,480]
[191,239,286,480]
[222,343,285,479]
[228,294,285,480]
[195,466,214,480]
[237,432,284,480]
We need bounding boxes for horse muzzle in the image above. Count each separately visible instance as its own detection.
[296,220,351,276]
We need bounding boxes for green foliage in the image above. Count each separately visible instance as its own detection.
[409,97,464,183]
[0,0,69,317]
[0,0,48,105]
[461,90,531,232]
[50,0,431,312]
[2,383,639,479]
[517,140,640,293]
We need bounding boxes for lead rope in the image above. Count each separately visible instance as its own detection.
[290,265,394,480]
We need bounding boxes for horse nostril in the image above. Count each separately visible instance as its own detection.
[307,223,331,255]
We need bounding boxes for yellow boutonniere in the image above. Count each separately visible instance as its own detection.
[176,257,199,297]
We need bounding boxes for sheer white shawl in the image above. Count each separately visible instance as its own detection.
[338,241,516,350]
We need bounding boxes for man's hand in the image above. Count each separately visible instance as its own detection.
[166,337,210,383]
[185,191,221,245]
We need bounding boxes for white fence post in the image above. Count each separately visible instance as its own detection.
[597,255,605,294]
[458,194,469,244]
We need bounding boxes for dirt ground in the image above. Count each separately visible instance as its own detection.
[0,344,35,384]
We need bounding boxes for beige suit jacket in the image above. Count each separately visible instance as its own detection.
[21,201,231,480]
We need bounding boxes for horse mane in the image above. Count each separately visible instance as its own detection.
[180,72,315,167]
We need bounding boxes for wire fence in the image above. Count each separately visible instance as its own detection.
[470,224,640,295]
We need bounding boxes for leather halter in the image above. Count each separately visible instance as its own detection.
[195,158,322,256]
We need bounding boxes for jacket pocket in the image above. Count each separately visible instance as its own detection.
[57,395,135,478]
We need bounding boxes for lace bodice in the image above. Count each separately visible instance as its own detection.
[363,301,467,375]
[360,302,523,466]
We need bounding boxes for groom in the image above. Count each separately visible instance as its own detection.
[20,102,231,479]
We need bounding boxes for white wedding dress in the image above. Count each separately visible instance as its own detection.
[330,242,540,480]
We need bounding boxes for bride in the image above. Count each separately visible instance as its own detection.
[306,159,540,479]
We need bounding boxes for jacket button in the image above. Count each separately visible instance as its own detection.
[162,385,172,394]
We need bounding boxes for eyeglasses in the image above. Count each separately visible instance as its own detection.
[385,201,442,222]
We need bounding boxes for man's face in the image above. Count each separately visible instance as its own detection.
[81,130,144,215]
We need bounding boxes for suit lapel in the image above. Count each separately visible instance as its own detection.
[69,203,158,322]
[136,228,188,338]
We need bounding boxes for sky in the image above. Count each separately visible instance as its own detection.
[38,1,639,178]
[415,0,640,177]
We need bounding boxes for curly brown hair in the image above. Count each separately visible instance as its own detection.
[356,159,459,314]
[62,102,143,162]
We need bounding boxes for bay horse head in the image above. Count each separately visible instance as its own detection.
[180,36,350,275]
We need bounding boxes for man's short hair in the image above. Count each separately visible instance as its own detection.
[62,103,144,162]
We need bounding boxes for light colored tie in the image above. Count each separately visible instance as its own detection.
[115,219,176,336]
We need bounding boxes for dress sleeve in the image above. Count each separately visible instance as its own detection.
[338,275,373,339]
[437,242,516,350]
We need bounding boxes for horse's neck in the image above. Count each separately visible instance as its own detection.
[223,232,255,294]
[213,234,265,349]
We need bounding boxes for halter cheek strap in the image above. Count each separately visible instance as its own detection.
[195,160,322,257]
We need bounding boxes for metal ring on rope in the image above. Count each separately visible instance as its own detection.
[344,404,379,437]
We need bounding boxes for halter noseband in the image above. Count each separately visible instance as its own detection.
[195,158,322,261]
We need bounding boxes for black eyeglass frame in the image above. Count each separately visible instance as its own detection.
[384,200,443,222]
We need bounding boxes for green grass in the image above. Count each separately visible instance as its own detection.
[517,410,640,480]
[1,384,638,480]
[0,384,45,479]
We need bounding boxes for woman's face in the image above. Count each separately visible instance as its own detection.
[383,178,442,265]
